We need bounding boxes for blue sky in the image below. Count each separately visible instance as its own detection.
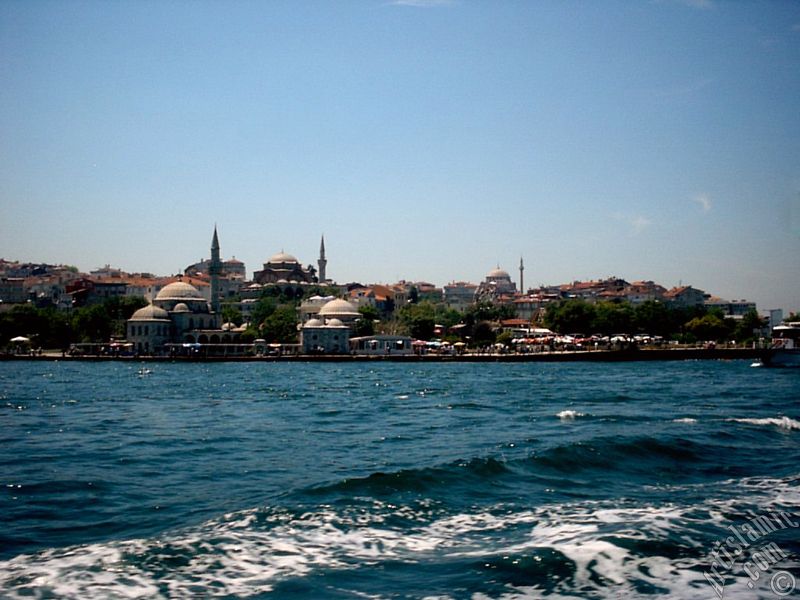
[1,0,799,311]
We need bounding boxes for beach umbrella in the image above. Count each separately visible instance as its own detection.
[10,336,30,343]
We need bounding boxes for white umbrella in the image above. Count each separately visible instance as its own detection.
[10,336,30,343]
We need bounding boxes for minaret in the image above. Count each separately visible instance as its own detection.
[519,256,524,294]
[210,226,221,314]
[318,235,327,283]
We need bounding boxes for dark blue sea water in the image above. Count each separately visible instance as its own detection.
[0,360,797,599]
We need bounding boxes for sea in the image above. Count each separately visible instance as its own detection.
[0,360,797,599]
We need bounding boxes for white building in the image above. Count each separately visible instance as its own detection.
[301,318,350,354]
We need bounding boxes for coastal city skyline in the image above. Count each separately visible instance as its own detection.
[2,2,799,312]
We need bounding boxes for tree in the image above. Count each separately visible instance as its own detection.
[221,304,243,326]
[684,313,734,342]
[592,301,633,335]
[250,297,277,328]
[734,309,766,342]
[353,305,379,337]
[72,304,113,342]
[496,330,514,347]
[633,301,671,336]
[544,300,596,334]
[260,306,298,343]
[398,302,436,340]
[472,321,496,346]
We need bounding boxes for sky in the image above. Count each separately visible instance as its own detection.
[1,0,799,312]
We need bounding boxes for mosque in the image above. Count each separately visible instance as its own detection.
[126,227,239,354]
[475,262,519,301]
[253,236,329,286]
[127,228,346,354]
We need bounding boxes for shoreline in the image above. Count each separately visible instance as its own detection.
[1,348,763,363]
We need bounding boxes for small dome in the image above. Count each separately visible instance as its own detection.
[304,318,324,328]
[156,281,204,300]
[221,322,236,331]
[173,302,190,313]
[268,251,299,264]
[131,304,169,320]
[318,298,359,317]
[326,318,345,327]
[487,267,510,279]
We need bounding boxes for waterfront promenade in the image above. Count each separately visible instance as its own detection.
[1,347,762,363]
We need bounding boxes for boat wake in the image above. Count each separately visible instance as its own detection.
[1,474,797,599]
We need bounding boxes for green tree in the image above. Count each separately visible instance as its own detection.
[434,306,463,329]
[72,304,113,342]
[633,301,671,336]
[353,305,379,337]
[221,304,243,326]
[684,313,734,342]
[734,309,765,342]
[544,300,596,334]
[250,297,277,328]
[260,306,298,343]
[398,301,436,340]
[472,321,496,346]
[496,330,514,347]
[592,301,633,335]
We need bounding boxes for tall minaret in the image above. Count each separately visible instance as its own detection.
[519,256,525,294]
[210,226,221,314]
[318,235,327,283]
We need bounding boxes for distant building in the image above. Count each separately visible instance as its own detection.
[253,251,317,297]
[476,266,517,301]
[127,280,228,353]
[560,277,629,302]
[444,281,478,311]
[301,318,350,354]
[126,229,240,354]
[705,297,757,318]
[0,277,26,304]
[298,295,337,323]
[664,286,706,308]
[348,285,397,317]
[184,257,246,281]
[767,309,783,328]
[350,335,413,355]
[623,281,667,304]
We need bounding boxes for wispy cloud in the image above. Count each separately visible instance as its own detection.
[693,193,712,213]
[390,0,455,7]
[614,213,653,235]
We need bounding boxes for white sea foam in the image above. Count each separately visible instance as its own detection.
[1,474,797,599]
[673,417,698,424]
[556,410,585,421]
[727,416,800,431]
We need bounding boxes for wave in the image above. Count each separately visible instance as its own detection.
[1,474,796,599]
[303,434,729,503]
[556,409,585,420]
[727,416,800,431]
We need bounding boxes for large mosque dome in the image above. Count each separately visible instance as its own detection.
[318,298,360,318]
[267,251,299,264]
[130,305,169,321]
[156,281,205,301]
[487,267,511,280]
